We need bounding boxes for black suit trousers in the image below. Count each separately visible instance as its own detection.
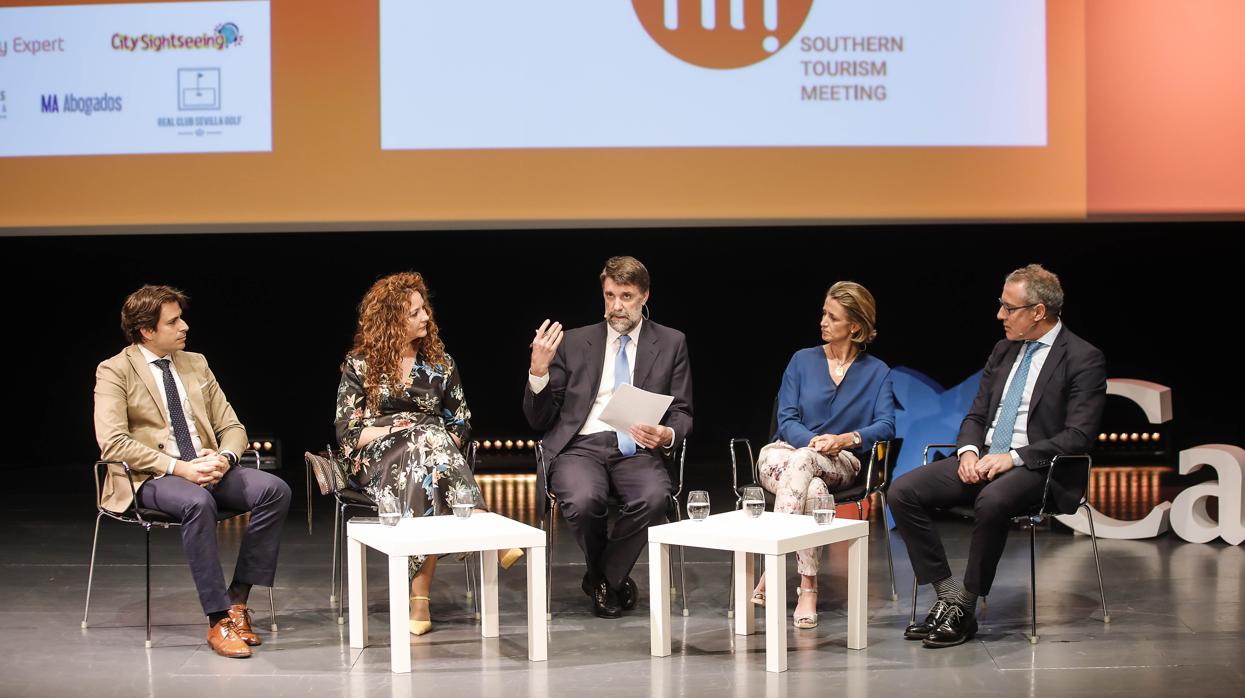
[889,456,1045,596]
[549,432,672,589]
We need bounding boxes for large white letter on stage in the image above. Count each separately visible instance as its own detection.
[1058,379,1244,544]
[1170,445,1245,545]
[1058,379,1173,539]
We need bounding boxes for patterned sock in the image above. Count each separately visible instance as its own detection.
[933,576,978,610]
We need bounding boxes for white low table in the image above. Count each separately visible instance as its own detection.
[648,510,869,672]
[346,512,547,673]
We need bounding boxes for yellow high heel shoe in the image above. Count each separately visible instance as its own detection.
[409,595,432,636]
[499,548,525,570]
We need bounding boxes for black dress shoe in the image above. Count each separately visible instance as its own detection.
[620,576,638,611]
[922,602,977,648]
[592,580,622,619]
[904,599,950,640]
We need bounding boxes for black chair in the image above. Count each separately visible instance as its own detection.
[535,439,689,619]
[307,442,480,625]
[907,444,1110,643]
[81,451,278,647]
[726,435,903,615]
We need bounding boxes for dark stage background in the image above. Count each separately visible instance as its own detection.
[2,222,1240,495]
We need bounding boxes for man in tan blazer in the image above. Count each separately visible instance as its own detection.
[94,285,291,658]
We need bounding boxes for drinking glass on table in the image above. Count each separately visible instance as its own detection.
[453,489,476,519]
[687,490,710,521]
[377,490,400,526]
[741,486,765,519]
[812,494,836,526]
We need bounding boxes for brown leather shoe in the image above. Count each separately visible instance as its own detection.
[207,618,252,658]
[227,604,262,646]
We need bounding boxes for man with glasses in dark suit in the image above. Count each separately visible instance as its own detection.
[889,264,1106,648]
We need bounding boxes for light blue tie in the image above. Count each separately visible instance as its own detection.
[614,335,636,456]
[989,341,1042,455]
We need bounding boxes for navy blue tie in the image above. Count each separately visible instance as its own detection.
[989,341,1041,455]
[154,359,197,461]
[614,335,636,456]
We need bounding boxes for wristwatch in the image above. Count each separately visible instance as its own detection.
[851,432,862,447]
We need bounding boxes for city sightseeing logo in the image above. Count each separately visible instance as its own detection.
[111,22,243,52]
[633,0,814,69]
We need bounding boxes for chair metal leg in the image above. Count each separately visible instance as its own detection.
[305,461,314,536]
[1029,524,1038,644]
[82,512,104,629]
[726,555,735,619]
[329,503,341,607]
[671,499,688,616]
[910,577,919,625]
[268,586,278,632]
[545,503,556,622]
[336,505,347,625]
[1083,503,1111,623]
[145,525,153,649]
[878,491,898,601]
[465,553,480,620]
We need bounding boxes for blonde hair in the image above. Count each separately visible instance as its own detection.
[826,281,878,349]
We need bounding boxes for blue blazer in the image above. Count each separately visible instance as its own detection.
[775,348,896,456]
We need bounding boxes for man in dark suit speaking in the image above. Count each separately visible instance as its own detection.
[890,264,1106,648]
[523,256,693,619]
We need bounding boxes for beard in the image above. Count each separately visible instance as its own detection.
[607,312,640,334]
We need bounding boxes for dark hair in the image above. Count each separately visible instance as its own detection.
[121,285,189,344]
[599,256,651,293]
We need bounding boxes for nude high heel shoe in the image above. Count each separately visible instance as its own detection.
[409,595,433,636]
[499,548,525,569]
[794,588,818,629]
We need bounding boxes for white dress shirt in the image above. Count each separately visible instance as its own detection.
[138,345,205,474]
[529,318,675,447]
[959,320,1063,466]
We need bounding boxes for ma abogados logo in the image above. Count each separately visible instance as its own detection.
[632,0,814,69]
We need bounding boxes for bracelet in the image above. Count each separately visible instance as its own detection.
[388,424,395,434]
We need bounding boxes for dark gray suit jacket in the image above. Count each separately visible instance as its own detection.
[957,325,1106,513]
[523,320,693,510]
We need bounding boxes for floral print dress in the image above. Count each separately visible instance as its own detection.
[334,353,485,576]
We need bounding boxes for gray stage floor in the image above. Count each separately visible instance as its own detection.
[3,496,1243,697]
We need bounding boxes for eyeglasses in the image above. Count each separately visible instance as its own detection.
[997,298,1038,315]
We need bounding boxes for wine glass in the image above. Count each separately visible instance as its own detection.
[687,490,710,521]
[741,486,765,518]
[812,494,836,526]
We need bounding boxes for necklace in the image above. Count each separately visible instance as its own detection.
[825,345,857,378]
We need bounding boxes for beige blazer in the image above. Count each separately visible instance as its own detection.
[93,345,248,513]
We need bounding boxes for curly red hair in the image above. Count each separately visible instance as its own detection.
[350,272,447,409]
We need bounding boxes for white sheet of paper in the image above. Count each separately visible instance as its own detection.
[599,383,674,433]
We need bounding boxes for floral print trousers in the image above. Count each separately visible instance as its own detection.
[757,441,861,576]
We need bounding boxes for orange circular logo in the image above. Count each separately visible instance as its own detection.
[633,0,815,69]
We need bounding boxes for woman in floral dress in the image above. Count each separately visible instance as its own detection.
[334,271,492,635]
